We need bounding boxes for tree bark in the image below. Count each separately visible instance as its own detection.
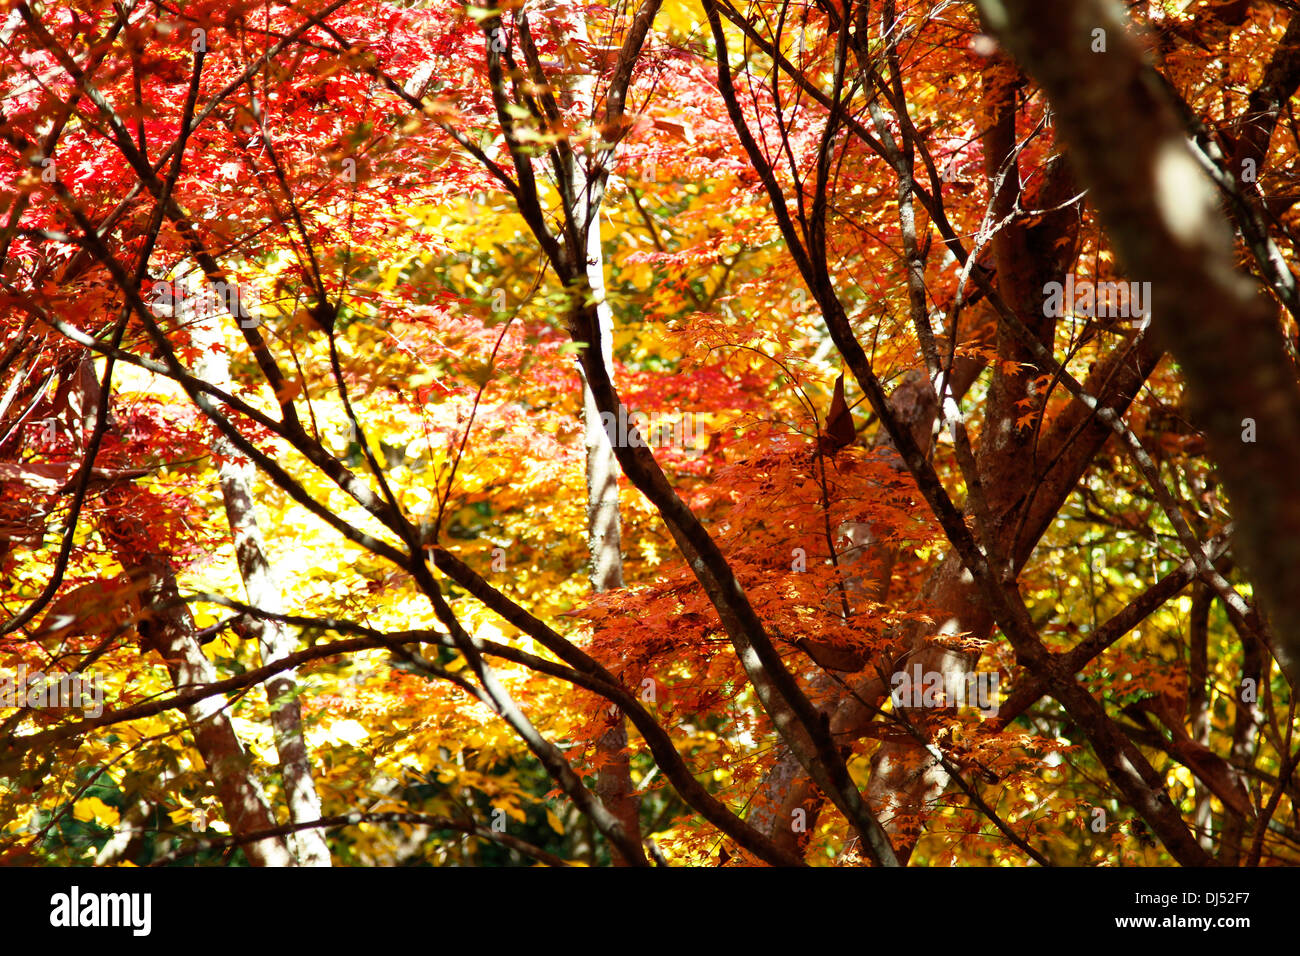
[68,354,295,867]
[976,0,1300,688]
[189,308,330,866]
[565,5,642,865]
[98,524,294,867]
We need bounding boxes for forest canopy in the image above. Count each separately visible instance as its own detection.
[1,0,1299,868]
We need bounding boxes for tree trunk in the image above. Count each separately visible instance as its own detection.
[99,525,294,867]
[190,307,330,866]
[566,15,643,864]
[69,354,295,867]
[976,0,1300,687]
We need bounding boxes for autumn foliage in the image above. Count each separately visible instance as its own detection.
[1,0,1299,867]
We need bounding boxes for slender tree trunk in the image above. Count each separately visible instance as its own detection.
[99,522,294,866]
[574,145,644,868]
[94,768,175,865]
[190,308,330,866]
[1188,584,1214,850]
[1221,630,1264,863]
[564,14,643,864]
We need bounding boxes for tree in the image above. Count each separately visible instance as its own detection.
[0,0,1296,867]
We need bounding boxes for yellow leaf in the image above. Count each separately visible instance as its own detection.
[546,808,564,835]
[325,718,369,746]
[72,797,120,828]
[166,809,189,831]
